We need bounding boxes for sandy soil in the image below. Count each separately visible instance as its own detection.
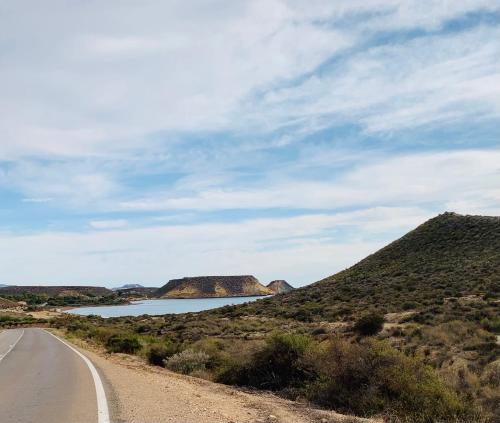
[55,331,380,423]
[28,309,63,319]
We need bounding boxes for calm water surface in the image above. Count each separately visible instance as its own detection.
[66,296,266,318]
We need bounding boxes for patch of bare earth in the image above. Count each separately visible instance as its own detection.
[55,331,380,423]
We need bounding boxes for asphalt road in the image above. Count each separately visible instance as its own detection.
[0,328,109,423]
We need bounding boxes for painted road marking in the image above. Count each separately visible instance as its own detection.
[44,330,110,423]
[0,330,24,363]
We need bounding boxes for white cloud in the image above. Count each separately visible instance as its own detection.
[0,206,429,286]
[0,0,351,159]
[22,197,53,204]
[120,149,500,213]
[0,161,118,206]
[258,25,500,134]
[89,219,128,230]
[80,35,162,56]
[1,1,497,160]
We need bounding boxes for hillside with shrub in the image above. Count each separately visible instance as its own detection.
[54,213,500,422]
[243,212,500,321]
[0,285,125,307]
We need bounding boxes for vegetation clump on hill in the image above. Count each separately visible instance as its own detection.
[353,313,385,336]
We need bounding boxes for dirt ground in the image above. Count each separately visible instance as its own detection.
[55,331,380,423]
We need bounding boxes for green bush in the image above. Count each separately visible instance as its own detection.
[106,334,142,354]
[219,333,312,390]
[166,349,210,374]
[481,317,500,334]
[146,341,178,366]
[353,313,385,336]
[305,338,469,422]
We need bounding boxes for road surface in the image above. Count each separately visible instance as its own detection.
[0,328,109,423]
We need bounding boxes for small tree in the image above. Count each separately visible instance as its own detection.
[354,313,385,336]
[106,334,142,354]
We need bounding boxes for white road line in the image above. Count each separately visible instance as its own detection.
[0,330,24,363]
[44,330,110,423]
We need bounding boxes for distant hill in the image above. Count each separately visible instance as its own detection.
[267,280,294,294]
[0,285,112,298]
[115,287,158,297]
[155,276,272,298]
[0,284,9,288]
[112,284,145,291]
[246,212,500,320]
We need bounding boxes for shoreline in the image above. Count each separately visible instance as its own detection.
[154,293,271,300]
[63,295,271,317]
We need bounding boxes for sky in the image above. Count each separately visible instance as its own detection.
[0,1,499,287]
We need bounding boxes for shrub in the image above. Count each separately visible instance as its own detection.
[353,313,385,336]
[146,341,178,366]
[166,349,210,374]
[481,317,500,334]
[481,360,500,387]
[305,338,469,422]
[219,332,313,391]
[106,334,142,354]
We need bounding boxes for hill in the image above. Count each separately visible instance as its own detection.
[246,212,500,321]
[266,280,294,294]
[112,284,145,291]
[0,285,122,307]
[0,285,112,297]
[155,276,272,298]
[115,287,158,298]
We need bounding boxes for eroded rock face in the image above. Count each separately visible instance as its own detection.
[266,280,294,294]
[156,275,273,298]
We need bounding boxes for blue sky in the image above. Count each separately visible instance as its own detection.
[0,1,499,287]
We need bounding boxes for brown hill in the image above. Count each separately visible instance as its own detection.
[155,276,272,299]
[266,280,294,294]
[0,285,112,298]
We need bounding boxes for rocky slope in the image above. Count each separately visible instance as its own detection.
[267,280,294,294]
[0,297,17,308]
[155,276,272,298]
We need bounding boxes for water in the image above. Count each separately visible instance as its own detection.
[65,296,267,318]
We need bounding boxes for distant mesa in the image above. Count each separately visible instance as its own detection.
[267,280,294,294]
[155,275,273,299]
[112,284,145,291]
[115,286,159,297]
[0,285,112,297]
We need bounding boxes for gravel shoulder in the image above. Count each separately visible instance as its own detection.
[53,330,380,423]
